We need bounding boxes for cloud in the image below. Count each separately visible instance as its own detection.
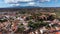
[10,4,20,6]
[39,0,58,2]
[9,2,36,6]
[4,0,15,3]
[4,0,58,7]
[39,0,51,2]
[4,0,34,3]
[26,2,36,6]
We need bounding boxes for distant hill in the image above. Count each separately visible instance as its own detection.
[0,7,60,12]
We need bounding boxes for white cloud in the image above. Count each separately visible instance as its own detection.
[15,4,20,6]
[4,0,58,7]
[39,0,51,2]
[17,0,33,2]
[10,2,36,6]
[10,4,20,6]
[4,0,34,3]
[4,0,15,3]
[27,2,36,6]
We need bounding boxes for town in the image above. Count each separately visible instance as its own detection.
[0,8,60,34]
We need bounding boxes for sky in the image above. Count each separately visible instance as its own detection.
[0,0,60,8]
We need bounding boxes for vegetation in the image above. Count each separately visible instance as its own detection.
[17,23,25,32]
[0,18,7,22]
[28,21,50,30]
[28,21,41,29]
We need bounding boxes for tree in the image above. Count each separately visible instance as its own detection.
[0,18,7,23]
[28,20,53,31]
[47,15,56,21]
[25,16,33,21]
[17,23,25,33]
[19,10,26,14]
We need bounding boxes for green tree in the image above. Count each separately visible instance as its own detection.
[0,18,7,23]
[17,23,25,33]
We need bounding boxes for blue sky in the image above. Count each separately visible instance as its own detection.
[0,0,60,8]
